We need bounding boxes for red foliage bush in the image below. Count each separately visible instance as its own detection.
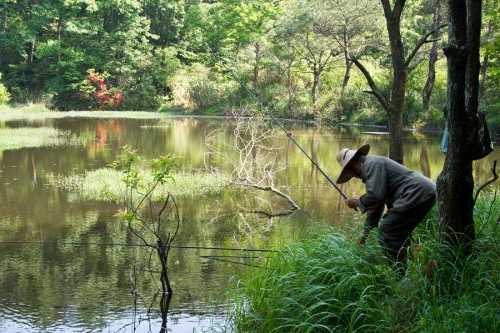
[84,69,124,109]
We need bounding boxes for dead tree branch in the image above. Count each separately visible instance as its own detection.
[405,23,447,68]
[474,160,498,206]
[205,109,300,219]
[350,56,389,111]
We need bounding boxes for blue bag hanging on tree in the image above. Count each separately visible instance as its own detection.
[440,109,493,158]
[440,121,449,153]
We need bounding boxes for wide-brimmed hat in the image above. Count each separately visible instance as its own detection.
[336,144,370,184]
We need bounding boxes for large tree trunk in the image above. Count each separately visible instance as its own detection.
[385,9,407,164]
[422,0,442,111]
[436,0,482,250]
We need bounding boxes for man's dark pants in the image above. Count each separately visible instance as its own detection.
[378,196,436,272]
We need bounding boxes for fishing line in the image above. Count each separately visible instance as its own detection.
[222,66,350,201]
[0,240,279,253]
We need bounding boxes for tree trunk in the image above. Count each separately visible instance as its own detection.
[341,27,352,97]
[311,69,320,116]
[387,50,407,164]
[436,0,482,251]
[479,20,493,98]
[341,59,353,97]
[384,2,407,164]
[253,42,261,93]
[422,0,442,111]
[286,56,294,115]
[388,103,404,164]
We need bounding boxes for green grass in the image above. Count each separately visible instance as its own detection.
[233,193,500,332]
[46,167,228,202]
[0,104,168,121]
[0,127,84,151]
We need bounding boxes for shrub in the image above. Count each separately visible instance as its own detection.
[167,63,236,112]
[0,74,10,105]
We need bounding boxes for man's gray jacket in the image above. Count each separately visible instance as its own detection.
[357,155,436,235]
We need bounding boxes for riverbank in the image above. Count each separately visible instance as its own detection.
[3,104,499,139]
[232,194,499,332]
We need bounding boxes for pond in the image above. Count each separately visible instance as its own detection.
[0,114,497,332]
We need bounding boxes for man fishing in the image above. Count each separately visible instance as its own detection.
[336,144,436,271]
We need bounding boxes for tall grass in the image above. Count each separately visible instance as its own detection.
[233,193,499,332]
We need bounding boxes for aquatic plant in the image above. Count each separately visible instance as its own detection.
[0,127,84,151]
[46,167,228,202]
[233,193,499,332]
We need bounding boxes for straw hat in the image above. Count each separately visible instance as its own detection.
[336,144,370,184]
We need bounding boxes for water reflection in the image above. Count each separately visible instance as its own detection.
[0,116,497,332]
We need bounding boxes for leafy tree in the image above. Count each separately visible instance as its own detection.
[275,0,342,116]
[350,0,446,163]
[0,73,10,104]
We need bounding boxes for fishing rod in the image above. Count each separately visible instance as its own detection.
[268,114,349,201]
[223,66,350,202]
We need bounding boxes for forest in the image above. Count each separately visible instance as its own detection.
[0,0,498,132]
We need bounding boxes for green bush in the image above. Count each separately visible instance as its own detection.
[234,194,500,332]
[0,74,10,105]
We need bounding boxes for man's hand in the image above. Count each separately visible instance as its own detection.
[345,198,359,210]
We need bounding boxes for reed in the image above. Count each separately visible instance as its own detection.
[233,193,499,332]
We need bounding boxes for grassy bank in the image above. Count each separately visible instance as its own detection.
[0,127,85,151]
[233,194,499,332]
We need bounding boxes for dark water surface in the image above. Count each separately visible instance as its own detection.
[0,116,497,332]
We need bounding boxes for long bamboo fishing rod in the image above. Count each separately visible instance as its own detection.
[224,67,350,202]
[268,114,349,200]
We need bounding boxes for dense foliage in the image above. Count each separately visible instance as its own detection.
[234,194,499,332]
[0,0,498,131]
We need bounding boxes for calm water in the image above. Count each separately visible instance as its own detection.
[0,115,497,332]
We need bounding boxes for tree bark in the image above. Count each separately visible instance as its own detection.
[341,59,353,97]
[436,0,482,250]
[341,27,352,97]
[422,0,442,111]
[311,68,320,114]
[253,42,261,93]
[383,0,407,163]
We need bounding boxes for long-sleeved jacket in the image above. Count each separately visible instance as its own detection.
[357,155,436,235]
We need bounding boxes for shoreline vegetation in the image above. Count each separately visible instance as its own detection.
[45,167,228,202]
[0,126,85,151]
[232,193,500,333]
[0,104,455,135]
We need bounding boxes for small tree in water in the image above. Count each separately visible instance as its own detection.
[112,147,179,333]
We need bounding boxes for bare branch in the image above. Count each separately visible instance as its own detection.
[474,160,498,206]
[405,23,447,68]
[350,56,390,111]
